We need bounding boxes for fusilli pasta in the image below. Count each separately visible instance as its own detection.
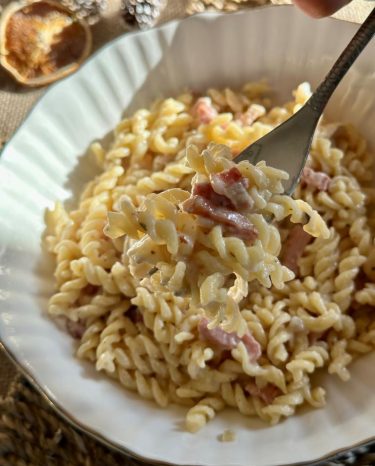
[46,82,374,434]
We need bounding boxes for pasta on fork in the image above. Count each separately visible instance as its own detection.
[105,142,328,335]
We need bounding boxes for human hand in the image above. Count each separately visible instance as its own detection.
[294,0,352,17]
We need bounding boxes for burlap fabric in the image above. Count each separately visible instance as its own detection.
[0,1,373,464]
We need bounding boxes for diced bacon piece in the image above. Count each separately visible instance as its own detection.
[236,104,266,126]
[198,318,239,350]
[245,382,281,405]
[211,167,253,212]
[220,223,257,242]
[196,216,256,245]
[183,181,258,243]
[192,182,234,209]
[214,167,247,186]
[198,318,261,363]
[182,194,258,243]
[280,225,312,275]
[301,167,331,191]
[191,97,218,124]
[66,319,86,340]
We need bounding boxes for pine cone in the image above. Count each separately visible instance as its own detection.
[187,0,268,15]
[121,0,167,29]
[61,0,108,25]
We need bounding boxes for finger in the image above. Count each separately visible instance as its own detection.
[293,0,351,18]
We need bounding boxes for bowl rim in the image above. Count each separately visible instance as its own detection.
[0,6,374,465]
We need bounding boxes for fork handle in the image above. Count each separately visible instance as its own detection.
[308,6,375,114]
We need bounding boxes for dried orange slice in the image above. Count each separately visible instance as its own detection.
[0,0,92,86]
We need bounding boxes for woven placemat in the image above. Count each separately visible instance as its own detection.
[0,376,374,466]
[0,0,374,464]
[0,375,375,466]
[0,375,144,466]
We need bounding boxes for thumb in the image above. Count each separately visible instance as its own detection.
[293,0,351,18]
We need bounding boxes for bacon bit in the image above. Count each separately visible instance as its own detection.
[66,319,86,340]
[235,104,266,126]
[211,167,253,212]
[198,318,261,363]
[191,97,218,124]
[182,195,258,243]
[220,223,257,241]
[193,182,234,209]
[245,381,281,405]
[126,306,143,324]
[301,167,331,191]
[280,225,312,275]
[198,319,239,349]
[183,181,258,243]
[215,167,246,186]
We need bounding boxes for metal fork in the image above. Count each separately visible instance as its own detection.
[234,7,375,195]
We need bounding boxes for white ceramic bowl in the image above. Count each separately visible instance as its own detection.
[0,6,374,466]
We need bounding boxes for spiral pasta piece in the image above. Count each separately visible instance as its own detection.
[185,397,225,433]
[333,248,366,312]
[355,284,375,306]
